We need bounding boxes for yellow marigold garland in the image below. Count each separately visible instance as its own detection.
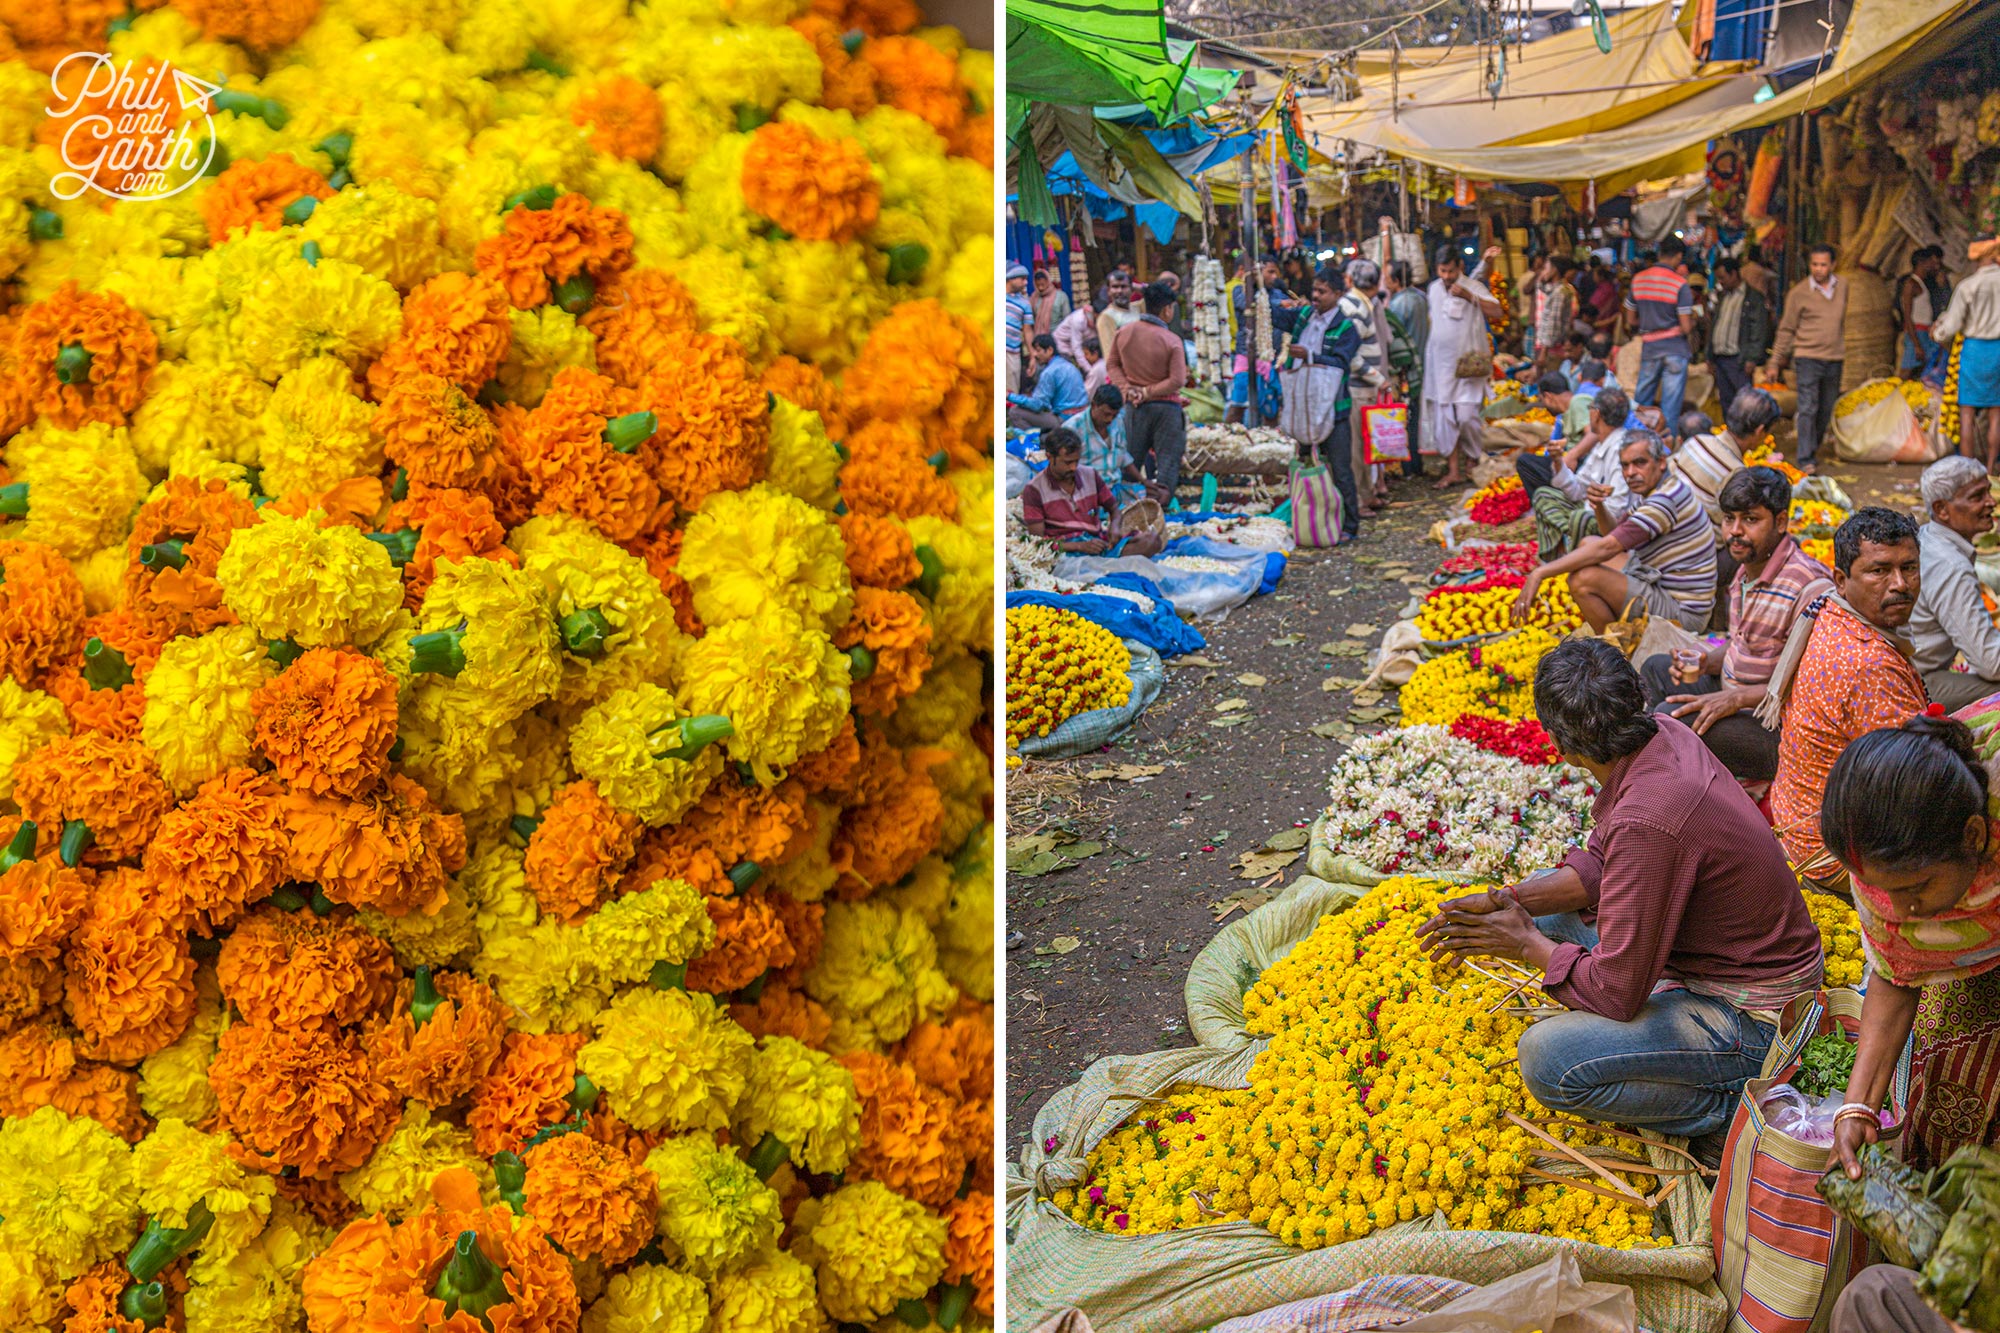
[1399,628,1558,728]
[1004,605,1131,747]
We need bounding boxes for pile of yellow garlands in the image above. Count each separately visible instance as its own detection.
[0,1,994,1330]
[1399,628,1559,728]
[1003,605,1129,750]
[1416,577,1579,642]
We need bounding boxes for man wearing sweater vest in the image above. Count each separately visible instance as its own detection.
[1762,244,1848,476]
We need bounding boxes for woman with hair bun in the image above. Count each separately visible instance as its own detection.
[1820,704,2000,1185]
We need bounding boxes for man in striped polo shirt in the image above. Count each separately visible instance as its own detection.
[1513,427,1717,633]
[1625,238,1696,441]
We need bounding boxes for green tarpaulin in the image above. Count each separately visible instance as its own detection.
[1007,0,1202,126]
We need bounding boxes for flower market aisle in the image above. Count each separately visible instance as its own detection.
[1005,474,1459,1146]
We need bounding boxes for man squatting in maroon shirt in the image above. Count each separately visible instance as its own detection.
[1415,637,1825,1167]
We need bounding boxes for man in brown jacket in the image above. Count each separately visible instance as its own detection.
[1762,243,1847,475]
[1107,281,1189,502]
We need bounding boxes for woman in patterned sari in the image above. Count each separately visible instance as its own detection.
[1820,705,2000,1179]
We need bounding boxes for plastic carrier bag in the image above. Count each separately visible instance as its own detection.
[1012,642,1166,760]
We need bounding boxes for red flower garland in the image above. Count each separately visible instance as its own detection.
[1423,574,1526,601]
[1448,715,1561,766]
[1436,544,1538,578]
[1467,488,1531,526]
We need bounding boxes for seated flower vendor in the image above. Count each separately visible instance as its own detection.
[1637,466,1832,784]
[1515,384,1632,559]
[1008,334,1089,431]
[1909,454,2000,711]
[1416,637,1825,1166]
[1021,427,1115,556]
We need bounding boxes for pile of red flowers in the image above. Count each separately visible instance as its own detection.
[1448,715,1562,766]
[1436,543,1538,580]
[1467,487,1531,527]
[1423,574,1525,601]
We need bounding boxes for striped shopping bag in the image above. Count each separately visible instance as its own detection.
[1288,460,1343,548]
[1710,988,1914,1333]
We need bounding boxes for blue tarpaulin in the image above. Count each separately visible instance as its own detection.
[1006,119,1260,244]
[1163,534,1286,596]
[1006,584,1206,658]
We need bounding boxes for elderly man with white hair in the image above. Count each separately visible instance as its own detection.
[1909,452,2000,709]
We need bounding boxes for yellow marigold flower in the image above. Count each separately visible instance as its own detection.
[764,397,841,512]
[706,1251,822,1333]
[0,677,67,801]
[128,361,270,477]
[133,1119,276,1279]
[579,874,715,984]
[640,20,822,119]
[72,545,129,617]
[569,685,726,826]
[300,181,444,292]
[805,901,957,1052]
[680,483,853,632]
[139,968,226,1125]
[0,62,47,151]
[337,1102,496,1221]
[179,1195,327,1333]
[582,1263,709,1333]
[411,556,563,726]
[736,1035,861,1175]
[680,134,761,253]
[674,606,851,785]
[395,701,526,826]
[0,1106,139,1281]
[766,797,839,903]
[649,93,731,186]
[663,245,777,364]
[232,256,405,383]
[643,1133,782,1278]
[496,306,598,408]
[474,919,609,1035]
[511,519,687,708]
[887,646,983,747]
[904,515,989,655]
[764,239,890,370]
[0,1240,61,1329]
[217,510,403,648]
[937,831,994,1002]
[583,158,694,267]
[578,987,754,1133]
[358,878,480,969]
[142,625,278,795]
[948,466,993,547]
[941,232,996,328]
[793,1181,947,1324]
[2,422,148,561]
[256,356,383,498]
[458,841,542,940]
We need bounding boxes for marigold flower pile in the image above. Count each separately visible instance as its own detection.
[1416,576,1579,642]
[1803,891,1865,988]
[1789,499,1850,540]
[1465,475,1530,526]
[1741,445,1807,484]
[1053,875,1671,1252]
[0,2,994,1330]
[1398,628,1560,729]
[1003,606,1131,749]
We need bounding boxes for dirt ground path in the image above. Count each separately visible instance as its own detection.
[1001,457,1926,1157]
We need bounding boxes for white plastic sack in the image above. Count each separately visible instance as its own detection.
[1833,381,1934,464]
[1278,363,1345,448]
[1053,553,1263,622]
[1006,453,1034,499]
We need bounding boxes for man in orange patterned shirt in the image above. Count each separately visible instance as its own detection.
[1766,508,1928,885]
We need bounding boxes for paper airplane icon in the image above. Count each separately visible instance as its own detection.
[172,69,223,112]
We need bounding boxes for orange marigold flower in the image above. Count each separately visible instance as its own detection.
[581,270,700,390]
[0,1019,146,1140]
[835,587,932,718]
[617,825,729,900]
[679,773,811,870]
[838,422,960,521]
[839,513,920,589]
[42,611,163,742]
[832,735,945,897]
[252,648,399,799]
[0,951,62,1030]
[14,733,176,864]
[0,850,90,963]
[198,152,334,244]
[571,75,663,161]
[61,1256,190,1333]
[838,1049,969,1207]
[762,354,848,440]
[635,332,769,513]
[790,714,863,797]
[523,780,640,923]
[844,300,993,472]
[263,476,385,532]
[582,1103,664,1170]
[210,1020,400,1179]
[276,1172,359,1230]
[215,904,399,1030]
[515,367,665,543]
[481,402,543,530]
[619,525,702,636]
[522,1132,657,1266]
[741,121,881,244]
[943,1191,994,1315]
[123,477,259,641]
[897,1001,993,1103]
[373,371,499,490]
[475,192,635,312]
[4,0,130,71]
[370,969,509,1106]
[793,14,879,117]
[0,540,87,686]
[687,889,793,994]
[64,866,196,1065]
[386,483,520,610]
[173,0,321,51]
[144,767,289,935]
[771,891,825,985]
[729,982,832,1048]
[303,1189,578,1333]
[12,282,157,428]
[282,774,469,918]
[367,272,514,397]
[811,0,919,36]
[952,108,993,169]
[860,35,969,140]
[467,1031,586,1157]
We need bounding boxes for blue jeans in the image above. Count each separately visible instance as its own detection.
[1520,912,1775,1139]
[1634,351,1689,433]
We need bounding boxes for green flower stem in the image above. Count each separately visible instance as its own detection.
[745,1133,789,1180]
[832,440,850,461]
[387,735,405,762]
[126,1199,214,1282]
[896,1298,933,1328]
[559,606,612,657]
[57,820,91,868]
[833,499,848,516]
[926,451,948,474]
[118,1281,167,1328]
[735,103,770,131]
[210,90,287,130]
[522,1110,586,1150]
[433,1230,512,1322]
[840,28,865,53]
[510,814,542,843]
[265,639,304,670]
[138,539,187,572]
[886,243,929,286]
[492,1152,526,1213]
[268,885,307,912]
[82,637,132,691]
[0,821,36,872]
[935,1282,974,1331]
[390,467,410,502]
[846,646,876,681]
[54,343,92,386]
[409,625,468,677]
[0,482,25,517]
[28,208,61,241]
[650,714,733,763]
[327,165,352,191]
[300,240,322,266]
[553,273,596,314]
[281,195,317,225]
[316,130,353,164]
[499,185,558,214]
[736,970,769,1004]
[649,959,687,991]
[308,886,335,916]
[727,861,761,894]
[364,530,418,566]
[568,1074,599,1112]
[913,545,944,602]
[602,411,657,453]
[524,50,569,76]
[410,965,443,1026]
[200,138,229,176]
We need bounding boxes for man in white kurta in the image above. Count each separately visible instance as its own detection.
[1423,244,1503,488]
